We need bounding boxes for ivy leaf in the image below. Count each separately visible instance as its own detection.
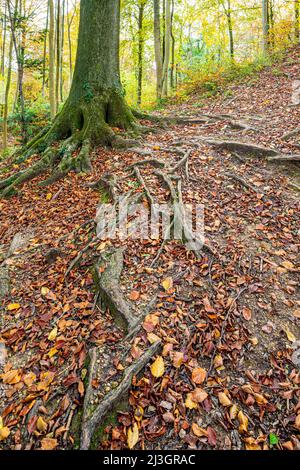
[269,433,279,446]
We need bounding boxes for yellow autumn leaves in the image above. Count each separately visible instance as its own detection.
[150,355,165,378]
[0,416,10,442]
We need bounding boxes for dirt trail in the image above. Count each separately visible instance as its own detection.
[0,48,299,451]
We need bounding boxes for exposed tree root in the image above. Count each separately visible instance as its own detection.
[203,138,280,157]
[94,248,139,332]
[223,171,260,193]
[281,127,300,141]
[80,341,161,450]
[267,154,300,162]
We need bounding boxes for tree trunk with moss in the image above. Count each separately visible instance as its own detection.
[0,0,136,197]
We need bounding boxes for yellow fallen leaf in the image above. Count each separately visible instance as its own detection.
[0,426,10,441]
[23,372,36,387]
[37,416,48,433]
[147,333,161,344]
[41,287,49,296]
[41,437,58,450]
[48,327,57,341]
[48,348,58,358]
[7,303,20,311]
[161,277,173,291]
[285,328,296,343]
[1,369,21,385]
[185,393,198,409]
[191,423,207,437]
[281,261,294,270]
[238,410,249,433]
[127,422,139,449]
[46,193,52,201]
[218,392,232,407]
[229,404,238,420]
[0,416,3,429]
[254,393,268,405]
[150,356,165,378]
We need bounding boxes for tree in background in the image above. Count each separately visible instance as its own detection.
[0,0,140,197]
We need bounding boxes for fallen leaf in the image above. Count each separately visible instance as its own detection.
[129,290,140,301]
[127,422,139,449]
[1,369,21,385]
[7,303,20,311]
[0,426,10,441]
[161,277,173,291]
[48,327,57,341]
[191,367,206,384]
[242,308,252,321]
[218,392,232,407]
[191,388,208,403]
[285,328,296,343]
[41,437,58,450]
[150,356,165,378]
[185,393,198,409]
[36,416,48,433]
[238,410,249,433]
[172,351,184,368]
[191,423,207,437]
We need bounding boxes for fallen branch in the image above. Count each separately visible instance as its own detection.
[267,154,300,162]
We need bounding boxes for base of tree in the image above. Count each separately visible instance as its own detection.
[0,90,140,197]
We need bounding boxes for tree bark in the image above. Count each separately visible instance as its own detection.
[137,0,145,106]
[161,0,171,97]
[42,0,50,96]
[55,0,61,113]
[262,0,269,55]
[154,0,163,99]
[3,31,14,150]
[49,0,55,119]
[295,0,300,42]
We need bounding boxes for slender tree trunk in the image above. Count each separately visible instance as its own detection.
[55,0,61,112]
[7,0,27,143]
[295,0,300,42]
[1,2,7,77]
[42,0,50,96]
[170,0,175,90]
[60,0,65,102]
[162,0,171,97]
[226,0,234,60]
[137,1,145,106]
[262,0,269,55]
[49,0,55,119]
[66,0,75,90]
[3,32,14,150]
[154,0,163,100]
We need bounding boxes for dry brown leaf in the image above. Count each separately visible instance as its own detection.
[191,388,208,403]
[41,438,58,450]
[191,367,207,384]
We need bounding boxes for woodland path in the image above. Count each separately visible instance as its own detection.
[0,47,299,450]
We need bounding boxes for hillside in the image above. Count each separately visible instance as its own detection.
[0,46,299,451]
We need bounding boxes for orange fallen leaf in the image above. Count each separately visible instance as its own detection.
[191,367,207,385]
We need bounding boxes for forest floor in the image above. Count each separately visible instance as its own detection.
[0,46,299,451]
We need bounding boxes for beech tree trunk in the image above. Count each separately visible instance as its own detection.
[154,0,163,99]
[49,0,55,119]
